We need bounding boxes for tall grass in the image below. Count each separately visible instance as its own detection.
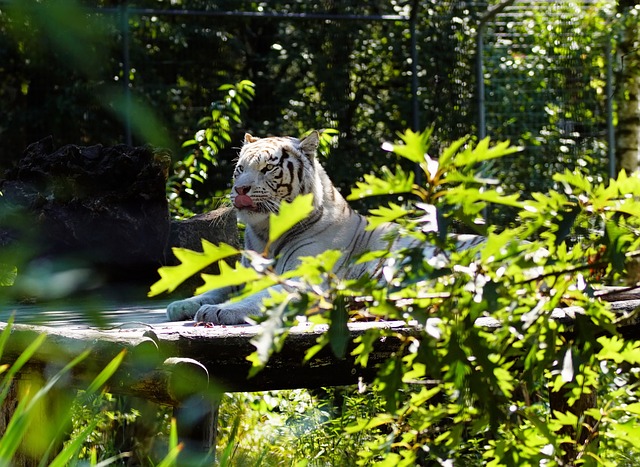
[0,318,180,465]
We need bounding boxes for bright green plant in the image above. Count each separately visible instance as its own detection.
[151,128,640,465]
[0,319,124,464]
[0,319,186,465]
[212,388,385,466]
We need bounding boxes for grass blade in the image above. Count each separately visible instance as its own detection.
[84,349,126,396]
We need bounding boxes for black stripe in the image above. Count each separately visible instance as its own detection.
[271,207,325,259]
[278,240,316,269]
[297,160,305,186]
[341,215,367,266]
[287,160,295,184]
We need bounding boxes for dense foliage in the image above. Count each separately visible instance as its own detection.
[153,128,640,465]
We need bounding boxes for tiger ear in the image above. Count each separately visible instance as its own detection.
[299,131,319,158]
[244,133,259,144]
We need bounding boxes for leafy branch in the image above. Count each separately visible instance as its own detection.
[168,80,255,216]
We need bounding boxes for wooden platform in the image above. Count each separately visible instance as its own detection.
[0,287,639,405]
[0,299,418,405]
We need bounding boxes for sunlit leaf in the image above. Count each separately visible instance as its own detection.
[453,138,521,167]
[196,261,262,295]
[367,202,410,229]
[269,194,314,244]
[344,414,395,433]
[553,410,578,427]
[382,128,433,164]
[351,328,384,368]
[347,166,414,201]
[438,135,469,167]
[553,169,593,194]
[445,187,523,210]
[293,250,342,284]
[148,241,239,297]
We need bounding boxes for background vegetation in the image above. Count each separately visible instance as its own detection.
[2,0,632,212]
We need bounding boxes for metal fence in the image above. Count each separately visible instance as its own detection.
[481,0,615,196]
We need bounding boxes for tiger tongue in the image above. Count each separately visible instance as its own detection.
[234,194,255,210]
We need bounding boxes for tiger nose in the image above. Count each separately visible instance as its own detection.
[235,185,251,195]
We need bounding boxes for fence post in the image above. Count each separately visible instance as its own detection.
[410,0,420,133]
[476,24,486,140]
[606,35,616,178]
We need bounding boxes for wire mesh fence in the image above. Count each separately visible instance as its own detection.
[483,0,613,198]
[0,0,617,215]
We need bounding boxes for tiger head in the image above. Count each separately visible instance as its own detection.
[231,131,322,224]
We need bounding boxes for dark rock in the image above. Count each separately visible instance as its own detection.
[0,138,242,302]
[0,138,172,291]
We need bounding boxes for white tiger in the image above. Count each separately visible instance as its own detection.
[166,131,480,324]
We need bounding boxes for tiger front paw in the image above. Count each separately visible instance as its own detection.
[166,299,201,321]
[194,304,250,325]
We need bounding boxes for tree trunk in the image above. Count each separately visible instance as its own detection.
[616,2,640,173]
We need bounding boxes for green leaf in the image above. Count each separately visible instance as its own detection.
[604,219,630,272]
[196,261,262,295]
[453,138,521,167]
[367,202,410,229]
[304,332,330,363]
[597,336,640,364]
[553,169,593,194]
[440,171,500,186]
[157,419,183,467]
[620,402,640,416]
[85,349,126,396]
[438,135,469,167]
[0,316,15,361]
[148,240,239,297]
[0,333,47,406]
[0,349,90,462]
[344,413,395,433]
[169,417,179,454]
[445,187,523,210]
[376,357,405,412]
[347,166,414,201]
[48,420,100,467]
[247,292,292,377]
[328,295,350,359]
[292,250,343,284]
[554,205,581,246]
[352,329,384,368]
[269,193,314,244]
[607,420,640,449]
[381,128,433,164]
